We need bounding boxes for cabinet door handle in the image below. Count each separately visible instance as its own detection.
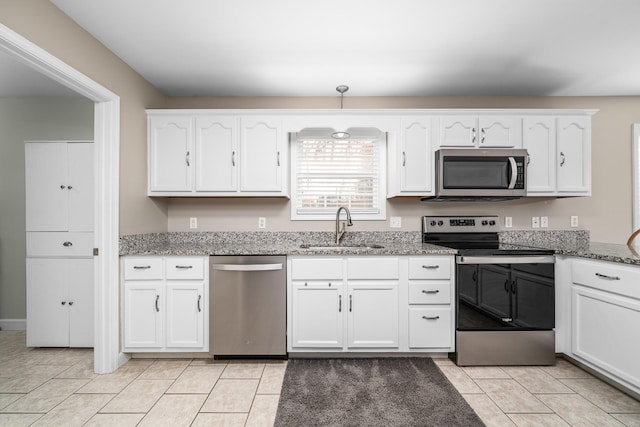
[62,241,73,247]
[472,271,477,282]
[186,151,190,167]
[422,265,439,269]
[232,151,236,166]
[338,295,342,312]
[595,272,620,280]
[504,279,510,293]
[472,127,476,143]
[402,151,406,166]
[175,265,193,269]
[197,295,202,312]
[511,280,516,294]
[421,290,440,294]
[527,154,531,165]
[155,295,160,312]
[481,127,486,144]
[422,315,440,320]
[133,265,151,270]
[277,151,280,166]
[560,151,566,167]
[349,294,353,312]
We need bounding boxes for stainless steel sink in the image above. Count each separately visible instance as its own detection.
[299,244,384,251]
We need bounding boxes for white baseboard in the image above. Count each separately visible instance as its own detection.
[0,319,27,330]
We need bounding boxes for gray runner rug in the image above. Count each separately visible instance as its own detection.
[274,358,485,427]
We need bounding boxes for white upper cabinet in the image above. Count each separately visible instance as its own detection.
[556,116,591,195]
[439,115,519,148]
[25,142,94,232]
[388,117,433,196]
[148,116,193,192]
[147,112,287,196]
[523,117,556,195]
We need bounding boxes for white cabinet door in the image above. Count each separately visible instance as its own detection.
[572,286,640,388]
[240,117,284,192]
[399,117,433,194]
[68,258,94,347]
[439,116,476,147]
[195,115,237,192]
[557,116,591,195]
[291,282,343,348]
[148,115,193,192]
[67,143,94,231]
[123,282,164,349]
[26,258,69,347]
[165,282,205,348]
[347,282,399,348]
[523,117,556,195]
[478,116,519,147]
[25,142,68,231]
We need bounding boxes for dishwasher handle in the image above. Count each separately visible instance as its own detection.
[211,263,283,272]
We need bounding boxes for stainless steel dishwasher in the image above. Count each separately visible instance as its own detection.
[209,255,286,357]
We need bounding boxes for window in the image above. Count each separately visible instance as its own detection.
[291,130,386,220]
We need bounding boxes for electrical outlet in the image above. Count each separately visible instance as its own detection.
[532,216,540,229]
[541,216,549,228]
[505,217,513,228]
[258,217,266,229]
[390,217,402,228]
[189,217,197,229]
[571,216,579,227]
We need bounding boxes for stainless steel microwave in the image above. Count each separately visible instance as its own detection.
[432,148,527,200]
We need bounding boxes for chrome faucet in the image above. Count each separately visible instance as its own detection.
[335,206,353,244]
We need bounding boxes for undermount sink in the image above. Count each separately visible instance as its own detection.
[299,244,384,251]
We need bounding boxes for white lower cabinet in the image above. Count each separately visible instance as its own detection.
[122,256,208,352]
[288,255,454,353]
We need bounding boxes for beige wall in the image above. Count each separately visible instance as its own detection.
[0,97,94,320]
[0,0,169,235]
[165,96,640,244]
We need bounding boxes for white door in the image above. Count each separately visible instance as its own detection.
[148,115,193,192]
[123,282,164,348]
[291,282,343,348]
[523,117,556,195]
[67,143,94,231]
[439,116,476,147]
[68,258,94,347]
[557,116,591,194]
[478,116,519,147]
[25,142,68,231]
[165,282,204,348]
[347,282,399,348]
[400,117,433,194]
[240,117,283,192]
[26,258,69,347]
[195,115,237,192]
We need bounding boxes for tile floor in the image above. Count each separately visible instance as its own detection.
[1,330,639,426]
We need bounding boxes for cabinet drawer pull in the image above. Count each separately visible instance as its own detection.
[421,290,440,294]
[175,265,193,269]
[62,241,73,247]
[422,265,439,269]
[422,315,440,320]
[595,272,620,280]
[197,295,202,312]
[133,265,151,270]
[155,295,160,312]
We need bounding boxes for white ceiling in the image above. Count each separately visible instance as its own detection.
[4,0,640,97]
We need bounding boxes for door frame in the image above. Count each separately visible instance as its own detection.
[0,24,123,373]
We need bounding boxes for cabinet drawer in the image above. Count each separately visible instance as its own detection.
[571,259,640,300]
[408,281,451,304]
[408,307,452,349]
[408,257,451,279]
[291,258,343,280]
[347,257,399,279]
[165,257,205,280]
[26,232,93,257]
[123,258,163,280]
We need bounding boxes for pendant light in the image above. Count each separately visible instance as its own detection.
[332,85,350,139]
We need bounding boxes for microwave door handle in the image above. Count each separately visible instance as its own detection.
[508,157,518,189]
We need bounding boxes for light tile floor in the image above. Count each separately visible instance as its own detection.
[1,330,639,426]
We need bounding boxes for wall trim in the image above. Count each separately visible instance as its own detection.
[633,124,640,233]
[0,24,122,373]
[0,319,27,330]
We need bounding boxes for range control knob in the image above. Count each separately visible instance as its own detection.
[481,220,488,226]
[489,220,496,226]
[430,220,437,226]
[437,220,444,226]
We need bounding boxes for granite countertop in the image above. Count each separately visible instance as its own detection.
[120,229,640,265]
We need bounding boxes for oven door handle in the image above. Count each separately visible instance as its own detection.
[508,156,518,189]
[457,255,555,264]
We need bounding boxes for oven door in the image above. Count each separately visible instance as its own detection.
[436,149,527,198]
[456,255,555,331]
